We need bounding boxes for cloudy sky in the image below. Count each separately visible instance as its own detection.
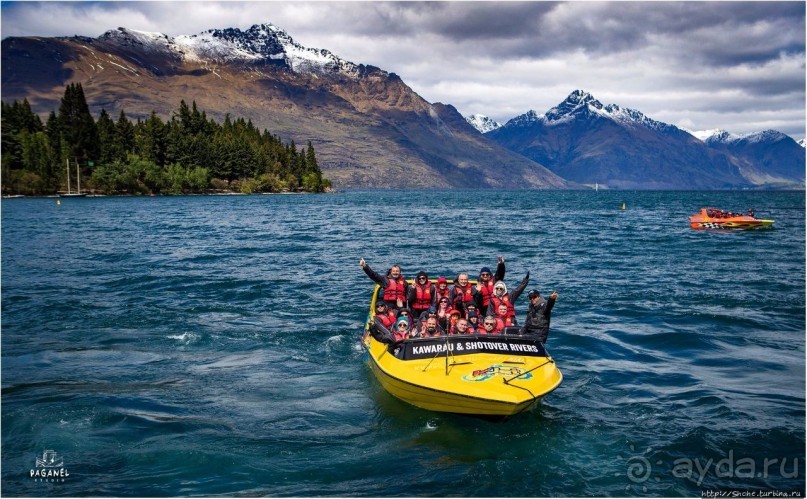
[2,1,805,139]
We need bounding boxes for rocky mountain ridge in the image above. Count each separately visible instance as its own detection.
[2,24,567,189]
[465,114,502,133]
[485,90,804,189]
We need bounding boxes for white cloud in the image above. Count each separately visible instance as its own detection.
[1,1,804,140]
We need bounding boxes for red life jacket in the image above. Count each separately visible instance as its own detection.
[491,318,507,334]
[393,329,409,342]
[452,284,474,306]
[478,280,494,306]
[490,294,516,318]
[383,276,407,302]
[435,287,450,303]
[495,316,513,330]
[412,284,433,310]
[378,310,397,329]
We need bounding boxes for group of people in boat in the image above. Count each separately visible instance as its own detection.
[706,208,755,219]
[360,256,559,344]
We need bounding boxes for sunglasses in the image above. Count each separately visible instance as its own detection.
[481,273,491,277]
[397,324,408,329]
[484,322,495,326]
[418,277,427,280]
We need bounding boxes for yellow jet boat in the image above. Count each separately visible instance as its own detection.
[361,284,563,417]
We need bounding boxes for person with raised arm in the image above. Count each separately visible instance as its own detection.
[360,258,407,310]
[521,290,559,343]
[489,271,530,324]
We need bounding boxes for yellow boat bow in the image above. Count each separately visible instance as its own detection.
[362,285,563,416]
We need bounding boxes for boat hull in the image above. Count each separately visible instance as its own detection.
[363,330,562,416]
[366,349,558,416]
[689,219,774,230]
[362,282,563,417]
[689,208,774,230]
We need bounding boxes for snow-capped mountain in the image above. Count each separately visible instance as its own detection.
[1,24,567,189]
[800,139,806,148]
[691,128,794,146]
[465,114,502,133]
[504,110,541,127]
[98,24,366,77]
[505,90,680,134]
[698,129,805,185]
[688,128,738,143]
[487,90,804,189]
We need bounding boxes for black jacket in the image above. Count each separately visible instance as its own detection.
[521,295,556,343]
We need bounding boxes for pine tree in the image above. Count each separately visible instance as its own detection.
[135,112,166,165]
[116,110,135,160]
[57,83,98,164]
[96,109,118,165]
[2,88,330,195]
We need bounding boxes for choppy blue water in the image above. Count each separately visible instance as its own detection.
[2,190,804,497]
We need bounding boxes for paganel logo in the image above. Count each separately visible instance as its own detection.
[30,450,70,482]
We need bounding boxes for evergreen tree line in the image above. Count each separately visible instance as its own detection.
[2,83,331,195]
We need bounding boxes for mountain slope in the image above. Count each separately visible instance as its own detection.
[1,25,567,189]
[486,90,805,189]
[701,130,805,186]
[488,91,753,189]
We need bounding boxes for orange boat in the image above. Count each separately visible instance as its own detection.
[689,208,774,230]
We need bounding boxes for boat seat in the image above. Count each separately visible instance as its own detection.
[503,326,521,335]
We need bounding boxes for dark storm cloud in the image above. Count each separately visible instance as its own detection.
[357,1,805,67]
[0,1,803,138]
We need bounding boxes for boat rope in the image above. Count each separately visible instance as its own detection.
[503,357,554,384]
[444,334,449,375]
[502,357,555,416]
[422,350,441,372]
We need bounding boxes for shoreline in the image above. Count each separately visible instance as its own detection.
[2,190,336,199]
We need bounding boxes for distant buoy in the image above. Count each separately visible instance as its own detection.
[57,199,61,206]
[621,202,626,210]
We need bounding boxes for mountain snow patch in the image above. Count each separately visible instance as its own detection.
[465,114,502,133]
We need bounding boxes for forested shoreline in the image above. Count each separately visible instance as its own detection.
[1,83,331,196]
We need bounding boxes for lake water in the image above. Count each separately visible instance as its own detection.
[2,190,804,496]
